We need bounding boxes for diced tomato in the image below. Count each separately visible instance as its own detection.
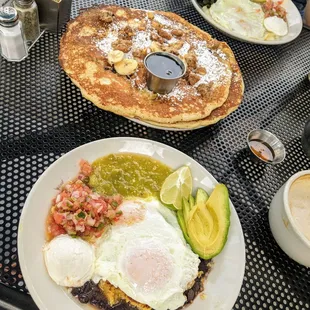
[49,221,66,238]
[53,212,65,225]
[79,159,92,176]
[262,0,287,21]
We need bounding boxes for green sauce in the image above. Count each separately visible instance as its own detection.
[89,153,172,198]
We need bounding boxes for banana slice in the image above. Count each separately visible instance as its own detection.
[114,59,138,75]
[108,50,124,64]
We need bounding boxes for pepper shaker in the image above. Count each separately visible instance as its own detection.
[301,117,310,159]
[13,0,39,42]
[0,6,28,61]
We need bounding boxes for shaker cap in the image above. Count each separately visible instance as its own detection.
[14,0,34,6]
[0,7,18,26]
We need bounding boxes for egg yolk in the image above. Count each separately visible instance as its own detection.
[116,201,146,225]
[124,247,173,293]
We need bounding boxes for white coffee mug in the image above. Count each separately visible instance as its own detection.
[269,170,310,267]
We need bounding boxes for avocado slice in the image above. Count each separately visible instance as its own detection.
[187,184,230,259]
[189,195,195,210]
[177,210,191,243]
[195,188,209,205]
[186,188,211,231]
[182,197,191,227]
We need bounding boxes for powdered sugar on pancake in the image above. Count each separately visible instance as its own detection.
[159,85,198,102]
[193,40,230,87]
[96,31,118,55]
[95,10,230,101]
[178,42,190,57]
[132,31,152,50]
[154,14,174,26]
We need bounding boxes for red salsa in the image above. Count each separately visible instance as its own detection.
[46,160,123,242]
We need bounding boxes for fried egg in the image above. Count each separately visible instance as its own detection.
[209,0,265,39]
[93,199,200,310]
[43,234,95,287]
[264,16,288,36]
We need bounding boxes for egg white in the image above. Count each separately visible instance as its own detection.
[264,16,288,36]
[210,0,266,39]
[92,199,200,310]
[43,235,95,287]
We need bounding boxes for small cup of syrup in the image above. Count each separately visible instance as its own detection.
[144,52,186,94]
[247,129,286,165]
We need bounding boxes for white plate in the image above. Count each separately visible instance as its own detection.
[127,117,205,131]
[191,0,303,45]
[18,137,245,310]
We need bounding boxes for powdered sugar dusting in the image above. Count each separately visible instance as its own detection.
[216,49,227,60]
[178,42,190,57]
[159,85,196,101]
[96,31,118,55]
[132,31,152,50]
[94,9,230,101]
[154,14,174,26]
[167,37,179,45]
[193,40,229,86]
[195,41,215,67]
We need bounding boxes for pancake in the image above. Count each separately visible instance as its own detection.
[59,5,235,124]
[143,49,244,129]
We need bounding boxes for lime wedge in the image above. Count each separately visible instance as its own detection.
[160,166,192,210]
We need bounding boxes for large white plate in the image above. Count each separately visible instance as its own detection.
[126,117,205,131]
[191,0,303,45]
[18,137,245,310]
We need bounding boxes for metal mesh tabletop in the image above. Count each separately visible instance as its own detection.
[1,0,310,309]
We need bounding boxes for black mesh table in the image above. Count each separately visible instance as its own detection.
[1,0,310,309]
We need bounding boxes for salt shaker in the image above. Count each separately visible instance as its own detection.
[13,0,40,42]
[0,7,28,61]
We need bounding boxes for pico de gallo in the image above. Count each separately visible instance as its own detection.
[262,0,287,21]
[46,160,123,242]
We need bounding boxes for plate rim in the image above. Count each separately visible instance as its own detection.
[190,0,303,45]
[126,117,205,131]
[18,137,245,310]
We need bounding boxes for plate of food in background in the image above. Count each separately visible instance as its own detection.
[192,0,303,45]
[18,137,245,310]
[59,5,244,131]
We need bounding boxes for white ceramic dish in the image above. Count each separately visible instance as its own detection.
[269,170,310,267]
[191,0,303,45]
[18,137,245,310]
[126,117,205,131]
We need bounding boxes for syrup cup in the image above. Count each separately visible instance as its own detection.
[144,52,186,94]
[247,129,286,164]
[269,170,310,267]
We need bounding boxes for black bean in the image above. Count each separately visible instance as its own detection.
[199,260,208,273]
[71,287,81,296]
[99,300,108,309]
[193,281,200,293]
[79,294,90,304]
[187,289,195,302]
[81,282,92,294]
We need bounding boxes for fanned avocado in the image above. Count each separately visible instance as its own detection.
[187,184,230,259]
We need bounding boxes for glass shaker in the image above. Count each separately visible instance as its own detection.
[0,7,28,61]
[13,0,40,42]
